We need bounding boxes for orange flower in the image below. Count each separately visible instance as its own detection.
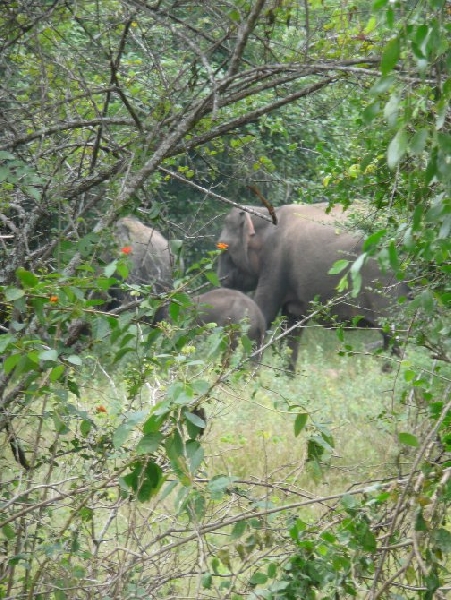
[49,295,58,303]
[120,246,132,255]
[95,405,107,413]
[216,242,229,250]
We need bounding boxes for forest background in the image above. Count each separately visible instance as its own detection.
[0,1,450,599]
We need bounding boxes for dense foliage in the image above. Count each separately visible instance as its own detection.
[1,1,450,599]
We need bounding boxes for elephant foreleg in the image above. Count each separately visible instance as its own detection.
[381,330,404,372]
[281,306,304,374]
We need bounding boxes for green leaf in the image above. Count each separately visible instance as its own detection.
[192,379,211,395]
[202,573,212,589]
[113,411,147,449]
[50,365,66,381]
[80,420,92,437]
[337,273,349,292]
[16,268,38,288]
[381,37,400,75]
[116,261,129,280]
[207,475,238,499]
[363,101,380,124]
[205,272,220,287]
[187,439,204,474]
[387,129,408,170]
[185,410,206,428]
[231,520,247,540]
[369,75,395,95]
[0,334,14,353]
[136,432,163,455]
[104,260,118,277]
[363,229,387,252]
[398,432,418,447]
[39,349,59,362]
[328,259,349,275]
[121,460,164,502]
[143,414,165,434]
[404,369,416,382]
[350,253,366,278]
[410,128,428,155]
[249,572,268,585]
[0,151,15,160]
[67,354,83,366]
[1,523,16,540]
[294,413,308,437]
[388,241,399,271]
[350,253,366,296]
[373,0,388,8]
[4,287,25,301]
[431,528,451,552]
[415,509,427,531]
[113,423,132,448]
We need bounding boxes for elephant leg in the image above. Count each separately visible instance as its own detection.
[287,319,303,374]
[381,330,404,372]
[281,306,303,374]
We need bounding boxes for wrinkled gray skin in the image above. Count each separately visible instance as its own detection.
[109,216,173,307]
[218,204,408,371]
[194,288,266,354]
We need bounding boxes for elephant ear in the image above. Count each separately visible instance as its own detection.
[235,210,255,272]
[218,209,256,274]
[244,212,255,237]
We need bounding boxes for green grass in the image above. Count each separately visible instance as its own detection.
[204,326,423,499]
[2,323,440,599]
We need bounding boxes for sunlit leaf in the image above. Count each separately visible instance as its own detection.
[67,355,82,366]
[294,413,308,437]
[39,349,59,362]
[328,259,349,275]
[16,268,38,288]
[410,129,428,155]
[381,36,400,75]
[4,287,25,301]
[387,129,408,169]
[399,432,418,447]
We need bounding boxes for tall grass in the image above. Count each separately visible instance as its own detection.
[206,327,408,490]
[1,324,438,599]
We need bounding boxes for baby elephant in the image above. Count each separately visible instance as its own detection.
[193,289,266,359]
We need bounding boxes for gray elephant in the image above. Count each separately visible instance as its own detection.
[108,216,174,308]
[66,216,175,347]
[193,288,266,356]
[217,204,409,371]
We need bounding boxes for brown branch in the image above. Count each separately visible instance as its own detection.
[158,167,274,220]
[248,185,277,224]
[170,77,337,157]
[227,0,267,79]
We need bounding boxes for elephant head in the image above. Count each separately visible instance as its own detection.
[194,288,266,351]
[217,207,267,291]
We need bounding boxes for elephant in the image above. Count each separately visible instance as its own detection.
[217,203,409,372]
[193,288,266,356]
[66,217,175,347]
[108,216,174,308]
